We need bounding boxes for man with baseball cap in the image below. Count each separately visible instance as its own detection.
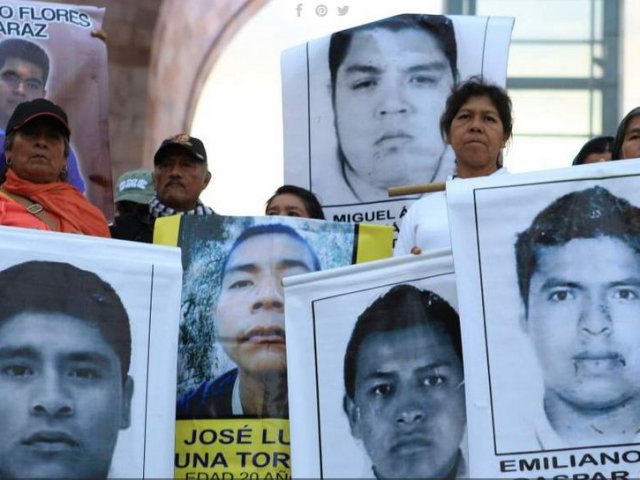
[110,133,214,243]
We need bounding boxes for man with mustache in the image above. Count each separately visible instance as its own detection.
[110,133,214,242]
[343,284,466,479]
[0,260,133,479]
[327,14,458,203]
[515,186,640,449]
[177,223,321,418]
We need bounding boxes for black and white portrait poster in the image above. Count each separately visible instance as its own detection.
[282,13,513,232]
[284,251,466,478]
[157,214,393,479]
[0,0,111,215]
[447,159,640,479]
[0,226,182,478]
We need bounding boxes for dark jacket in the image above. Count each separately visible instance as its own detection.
[176,369,237,419]
[109,208,154,243]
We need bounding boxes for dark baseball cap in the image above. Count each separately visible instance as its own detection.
[6,98,71,137]
[153,133,207,165]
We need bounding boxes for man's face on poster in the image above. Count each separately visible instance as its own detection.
[524,236,640,410]
[344,323,465,479]
[0,57,46,123]
[216,232,317,376]
[0,312,133,479]
[334,27,453,191]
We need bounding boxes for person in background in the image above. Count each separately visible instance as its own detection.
[394,76,512,256]
[0,98,109,237]
[571,135,613,165]
[611,107,640,160]
[265,184,325,219]
[0,38,85,192]
[110,134,214,243]
[112,168,154,217]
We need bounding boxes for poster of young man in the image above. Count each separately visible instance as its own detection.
[282,13,513,231]
[0,225,183,478]
[283,251,465,478]
[0,0,111,215]
[447,158,640,478]
[153,214,393,479]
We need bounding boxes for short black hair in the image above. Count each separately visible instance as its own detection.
[343,284,461,400]
[611,107,640,160]
[328,14,458,101]
[221,223,322,277]
[514,186,640,312]
[440,75,513,145]
[572,135,614,165]
[0,261,132,380]
[0,38,49,85]
[266,184,325,220]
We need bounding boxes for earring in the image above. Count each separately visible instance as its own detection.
[59,165,68,181]
[5,159,11,166]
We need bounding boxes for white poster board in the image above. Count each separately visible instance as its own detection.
[0,227,182,478]
[282,13,513,232]
[447,159,640,479]
[285,252,465,478]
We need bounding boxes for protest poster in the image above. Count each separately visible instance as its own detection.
[282,13,513,233]
[153,214,393,479]
[0,226,182,478]
[447,159,640,479]
[284,251,464,478]
[0,0,111,214]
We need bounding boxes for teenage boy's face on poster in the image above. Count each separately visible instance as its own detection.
[344,323,465,479]
[334,27,453,190]
[216,233,317,376]
[524,236,640,410]
[0,57,46,122]
[0,312,132,479]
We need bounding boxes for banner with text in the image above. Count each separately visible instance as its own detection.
[447,159,640,479]
[282,13,513,236]
[0,0,111,215]
[154,214,393,479]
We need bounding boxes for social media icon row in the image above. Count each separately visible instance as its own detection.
[295,4,350,17]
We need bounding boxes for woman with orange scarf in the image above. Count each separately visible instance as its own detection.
[0,98,109,237]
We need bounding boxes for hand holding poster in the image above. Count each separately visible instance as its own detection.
[284,251,465,478]
[0,226,182,478]
[447,159,640,479]
[154,214,393,479]
[0,0,110,213]
[282,13,513,231]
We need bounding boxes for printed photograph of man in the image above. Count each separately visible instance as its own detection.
[0,260,133,479]
[514,185,640,449]
[327,14,458,203]
[0,38,85,192]
[342,284,466,479]
[177,223,321,419]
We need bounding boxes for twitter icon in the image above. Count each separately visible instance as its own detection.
[337,5,349,15]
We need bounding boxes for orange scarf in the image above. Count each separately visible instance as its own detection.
[2,169,110,237]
